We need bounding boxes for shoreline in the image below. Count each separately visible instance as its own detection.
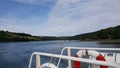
[98,39,120,44]
[78,39,120,44]
[0,39,120,44]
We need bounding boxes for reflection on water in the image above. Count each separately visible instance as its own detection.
[0,41,120,68]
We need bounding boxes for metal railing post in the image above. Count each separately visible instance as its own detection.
[68,48,72,68]
[36,54,41,68]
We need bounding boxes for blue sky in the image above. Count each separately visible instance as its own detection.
[0,0,120,36]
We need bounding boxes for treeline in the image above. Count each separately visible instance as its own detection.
[39,36,72,41]
[0,31,41,42]
[0,30,70,42]
[71,25,120,40]
[0,25,120,42]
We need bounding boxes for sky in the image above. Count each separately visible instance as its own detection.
[0,0,120,36]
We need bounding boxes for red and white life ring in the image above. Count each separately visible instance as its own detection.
[74,50,108,68]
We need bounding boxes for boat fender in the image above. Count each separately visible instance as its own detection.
[74,50,108,68]
[40,63,58,68]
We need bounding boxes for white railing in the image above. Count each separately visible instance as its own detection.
[58,47,120,67]
[28,47,120,68]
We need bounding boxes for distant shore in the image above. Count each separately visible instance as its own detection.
[97,39,120,44]
[0,39,120,44]
[78,39,120,44]
[0,25,120,43]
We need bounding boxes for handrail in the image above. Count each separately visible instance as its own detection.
[62,47,120,51]
[28,52,120,68]
[57,47,120,67]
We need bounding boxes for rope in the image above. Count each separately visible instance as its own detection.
[48,55,58,67]
[47,54,55,67]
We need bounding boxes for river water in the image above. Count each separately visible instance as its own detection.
[0,40,120,68]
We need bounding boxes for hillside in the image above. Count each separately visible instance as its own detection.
[0,25,120,42]
[72,25,120,40]
[0,31,41,42]
[0,31,61,42]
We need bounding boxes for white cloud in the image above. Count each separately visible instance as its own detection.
[0,17,44,35]
[13,0,57,7]
[0,17,28,33]
[40,0,120,36]
[1,0,120,36]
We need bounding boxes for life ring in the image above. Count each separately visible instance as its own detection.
[40,63,58,68]
[74,50,108,68]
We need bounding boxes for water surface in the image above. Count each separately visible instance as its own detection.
[0,41,120,68]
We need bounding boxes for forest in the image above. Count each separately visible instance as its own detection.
[0,25,120,42]
[0,31,41,42]
[71,25,120,40]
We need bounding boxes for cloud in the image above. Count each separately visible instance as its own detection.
[41,0,120,36]
[1,0,120,36]
[0,17,45,35]
[0,17,28,32]
[13,0,57,7]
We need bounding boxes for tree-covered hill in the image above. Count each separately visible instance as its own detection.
[0,31,41,42]
[0,31,61,42]
[0,25,120,42]
[72,25,120,40]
